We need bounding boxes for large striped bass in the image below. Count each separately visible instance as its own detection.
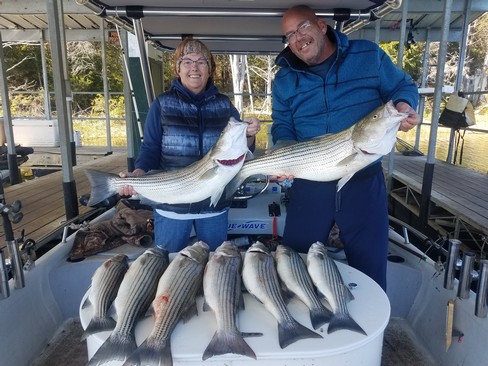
[242,241,322,349]
[307,241,366,335]
[202,241,256,360]
[85,117,249,207]
[123,241,209,366]
[275,245,332,330]
[226,101,407,195]
[81,254,129,340]
[87,247,169,366]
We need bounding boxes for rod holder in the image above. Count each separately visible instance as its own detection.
[444,239,461,290]
[0,249,9,299]
[6,239,24,289]
[457,251,475,299]
[475,259,488,318]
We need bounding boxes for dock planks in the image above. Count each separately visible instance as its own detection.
[0,151,128,251]
[385,153,488,237]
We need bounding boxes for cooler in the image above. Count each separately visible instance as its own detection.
[12,119,60,147]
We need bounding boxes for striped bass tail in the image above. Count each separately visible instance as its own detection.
[123,338,172,366]
[278,319,322,349]
[85,169,118,206]
[81,316,117,340]
[202,329,257,360]
[309,306,333,330]
[328,312,367,335]
[86,333,136,366]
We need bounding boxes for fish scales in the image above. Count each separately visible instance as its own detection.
[82,254,129,339]
[151,256,203,339]
[242,242,322,349]
[226,102,407,196]
[86,118,249,207]
[87,247,169,366]
[202,241,256,360]
[307,242,366,336]
[123,241,209,366]
[275,245,332,330]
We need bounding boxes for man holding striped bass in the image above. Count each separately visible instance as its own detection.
[271,5,420,290]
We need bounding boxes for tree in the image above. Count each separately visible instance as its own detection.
[229,54,246,113]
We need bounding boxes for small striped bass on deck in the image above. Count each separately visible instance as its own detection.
[307,241,366,335]
[81,254,129,340]
[123,241,209,366]
[275,245,332,330]
[202,241,256,360]
[86,247,169,366]
[242,241,322,349]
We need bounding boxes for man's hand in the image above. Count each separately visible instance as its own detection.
[396,102,420,132]
[118,168,145,196]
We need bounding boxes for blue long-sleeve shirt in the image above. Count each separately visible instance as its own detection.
[271,25,419,143]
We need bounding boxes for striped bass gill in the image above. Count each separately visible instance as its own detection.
[307,242,366,336]
[87,247,170,366]
[85,117,250,207]
[81,254,129,340]
[202,241,256,360]
[123,241,209,366]
[226,101,407,196]
[242,241,322,349]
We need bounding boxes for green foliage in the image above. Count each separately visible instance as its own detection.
[88,94,126,118]
[380,41,423,84]
[3,43,44,90]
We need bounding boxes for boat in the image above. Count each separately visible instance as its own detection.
[0,183,487,366]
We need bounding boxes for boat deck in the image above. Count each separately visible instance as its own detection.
[30,317,437,366]
[385,153,488,244]
[0,147,128,252]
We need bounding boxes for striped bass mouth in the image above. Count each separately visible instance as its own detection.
[217,153,246,166]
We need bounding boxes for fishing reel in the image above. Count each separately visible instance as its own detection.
[0,198,23,224]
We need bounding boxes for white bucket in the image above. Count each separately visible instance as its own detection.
[74,131,82,147]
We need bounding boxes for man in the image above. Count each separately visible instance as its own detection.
[271,5,420,290]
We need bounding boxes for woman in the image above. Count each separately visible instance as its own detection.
[120,38,260,252]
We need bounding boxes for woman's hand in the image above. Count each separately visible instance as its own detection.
[118,168,145,196]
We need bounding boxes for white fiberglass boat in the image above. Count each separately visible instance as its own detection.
[0,186,487,366]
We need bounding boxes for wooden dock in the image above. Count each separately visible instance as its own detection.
[0,149,128,252]
[385,153,488,248]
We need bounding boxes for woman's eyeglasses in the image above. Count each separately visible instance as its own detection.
[282,20,313,44]
[179,58,209,69]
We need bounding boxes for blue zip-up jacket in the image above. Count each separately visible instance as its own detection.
[135,77,240,214]
[271,26,419,143]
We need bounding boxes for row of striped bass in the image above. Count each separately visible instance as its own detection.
[242,241,322,349]
[81,254,129,340]
[307,241,366,335]
[275,245,332,330]
[85,117,250,207]
[226,101,408,196]
[123,241,209,366]
[202,241,256,361]
[87,247,170,366]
